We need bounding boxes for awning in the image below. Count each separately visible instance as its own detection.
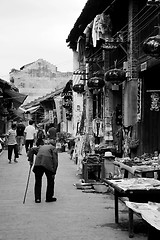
[4,89,27,108]
[25,105,40,114]
[10,108,25,119]
[72,72,81,84]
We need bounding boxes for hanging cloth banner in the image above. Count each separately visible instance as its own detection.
[54,96,62,123]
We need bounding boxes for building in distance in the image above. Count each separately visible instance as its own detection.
[9,58,72,104]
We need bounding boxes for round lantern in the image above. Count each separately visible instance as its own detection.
[73,83,84,94]
[105,68,126,83]
[87,77,105,90]
[143,35,160,57]
[1,107,9,116]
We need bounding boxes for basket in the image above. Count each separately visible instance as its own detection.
[92,183,108,193]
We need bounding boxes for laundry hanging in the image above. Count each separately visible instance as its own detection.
[92,118,104,137]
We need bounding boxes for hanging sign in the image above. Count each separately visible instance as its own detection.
[150,92,160,111]
[102,43,118,50]
[49,110,54,122]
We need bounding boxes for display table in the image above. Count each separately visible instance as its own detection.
[103,178,160,238]
[125,201,160,239]
[114,160,160,178]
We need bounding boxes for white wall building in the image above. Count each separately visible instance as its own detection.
[9,58,72,104]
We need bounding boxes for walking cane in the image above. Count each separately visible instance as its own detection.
[23,165,32,204]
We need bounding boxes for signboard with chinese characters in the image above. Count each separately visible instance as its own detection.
[147,90,160,111]
[49,110,54,123]
[150,92,160,111]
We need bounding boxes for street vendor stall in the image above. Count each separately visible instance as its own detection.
[114,157,160,179]
[82,154,103,182]
[82,161,103,182]
[103,178,160,238]
[125,201,160,239]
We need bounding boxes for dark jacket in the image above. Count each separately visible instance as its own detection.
[47,127,57,140]
[16,123,25,136]
[28,144,58,174]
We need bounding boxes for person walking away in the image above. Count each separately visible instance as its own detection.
[16,119,25,155]
[47,123,57,140]
[36,125,45,147]
[68,139,75,160]
[6,123,19,163]
[24,120,36,153]
[28,139,58,203]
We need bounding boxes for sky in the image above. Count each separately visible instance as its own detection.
[0,0,87,80]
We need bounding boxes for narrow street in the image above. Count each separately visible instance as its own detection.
[0,149,147,240]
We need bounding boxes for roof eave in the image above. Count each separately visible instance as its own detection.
[66,0,113,50]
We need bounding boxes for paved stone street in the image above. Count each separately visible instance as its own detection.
[0,149,147,240]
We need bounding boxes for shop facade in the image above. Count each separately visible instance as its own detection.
[66,0,160,161]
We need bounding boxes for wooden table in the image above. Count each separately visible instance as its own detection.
[103,178,160,238]
[125,201,160,240]
[114,161,160,178]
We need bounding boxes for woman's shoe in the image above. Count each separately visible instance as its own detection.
[8,160,11,164]
[35,199,41,203]
[14,159,18,163]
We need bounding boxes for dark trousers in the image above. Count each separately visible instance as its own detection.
[8,144,19,160]
[25,139,34,153]
[33,166,55,201]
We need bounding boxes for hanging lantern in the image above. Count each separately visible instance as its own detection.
[105,68,126,83]
[72,83,84,94]
[105,60,126,83]
[87,77,105,90]
[143,35,160,58]
[1,107,9,116]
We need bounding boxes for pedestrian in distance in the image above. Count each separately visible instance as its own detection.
[47,123,57,140]
[6,123,19,164]
[68,138,75,160]
[16,119,25,155]
[24,120,36,153]
[28,139,58,203]
[36,124,45,147]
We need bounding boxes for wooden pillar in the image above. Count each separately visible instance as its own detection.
[103,50,113,143]
[123,0,139,128]
[128,0,139,80]
[84,63,94,151]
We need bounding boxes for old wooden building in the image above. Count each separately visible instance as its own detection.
[66,0,160,157]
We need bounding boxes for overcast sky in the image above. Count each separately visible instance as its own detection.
[0,0,87,80]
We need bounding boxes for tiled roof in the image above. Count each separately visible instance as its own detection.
[22,87,63,109]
